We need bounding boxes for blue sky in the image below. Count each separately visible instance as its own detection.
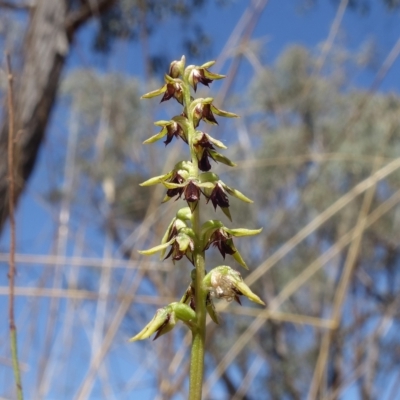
[4,0,399,249]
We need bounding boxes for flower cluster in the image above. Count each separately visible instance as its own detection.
[130,56,264,343]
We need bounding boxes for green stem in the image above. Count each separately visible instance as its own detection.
[189,206,207,400]
[183,72,207,400]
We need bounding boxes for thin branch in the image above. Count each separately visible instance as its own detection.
[6,51,23,400]
[314,0,349,76]
[308,127,394,399]
[65,0,117,36]
[202,187,400,397]
[245,156,400,288]
[0,253,170,271]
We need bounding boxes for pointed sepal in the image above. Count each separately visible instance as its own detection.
[206,293,219,324]
[138,239,175,256]
[129,306,175,341]
[129,302,196,342]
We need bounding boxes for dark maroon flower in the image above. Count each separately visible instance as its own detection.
[205,228,236,257]
[193,103,218,127]
[164,240,185,261]
[164,122,187,146]
[161,82,183,104]
[184,181,201,204]
[198,150,213,171]
[190,69,214,91]
[164,234,194,264]
[165,176,204,211]
[188,62,225,91]
[166,172,185,198]
[207,183,230,210]
[194,134,217,171]
[196,133,214,148]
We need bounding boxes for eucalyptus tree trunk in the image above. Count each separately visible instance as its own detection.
[0,0,116,233]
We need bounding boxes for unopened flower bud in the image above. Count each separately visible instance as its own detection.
[169,56,185,78]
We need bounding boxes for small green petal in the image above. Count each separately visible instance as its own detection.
[164,73,179,84]
[199,172,219,183]
[197,181,216,190]
[161,194,172,203]
[204,71,226,80]
[153,314,176,340]
[205,134,227,149]
[172,115,191,129]
[232,248,249,270]
[224,184,253,203]
[224,228,263,237]
[221,207,232,221]
[206,297,219,324]
[129,307,170,341]
[200,60,216,69]
[211,105,239,118]
[176,233,193,252]
[143,127,167,144]
[200,220,224,243]
[209,150,236,167]
[141,85,167,99]
[140,172,172,186]
[154,120,172,126]
[138,238,175,256]
[162,181,186,189]
[160,218,176,258]
[234,280,265,306]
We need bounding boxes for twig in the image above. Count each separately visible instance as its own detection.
[65,0,117,37]
[202,187,400,397]
[6,51,23,400]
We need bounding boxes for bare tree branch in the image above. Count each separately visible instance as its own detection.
[65,0,117,37]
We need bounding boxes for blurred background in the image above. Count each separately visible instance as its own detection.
[1,0,400,399]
